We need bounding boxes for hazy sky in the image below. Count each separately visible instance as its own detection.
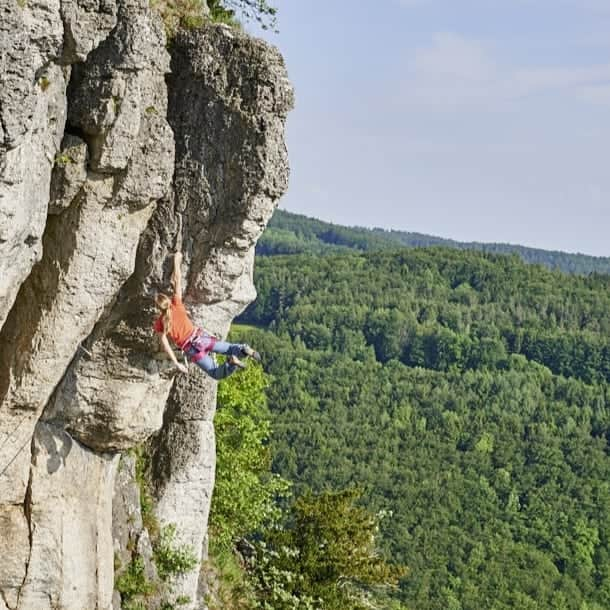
[251,1,610,256]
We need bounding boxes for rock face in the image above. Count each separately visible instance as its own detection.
[149,28,293,604]
[0,2,292,607]
[0,0,65,333]
[19,424,119,610]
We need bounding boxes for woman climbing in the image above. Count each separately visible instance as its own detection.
[154,251,261,380]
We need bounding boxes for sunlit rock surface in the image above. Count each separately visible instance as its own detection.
[0,2,292,607]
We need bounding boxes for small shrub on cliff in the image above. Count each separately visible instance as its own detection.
[154,523,199,580]
[53,152,74,167]
[115,556,155,609]
[151,0,206,38]
[133,444,160,539]
[150,0,276,39]
[160,596,191,610]
[207,0,240,26]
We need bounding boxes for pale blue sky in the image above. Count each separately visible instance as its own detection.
[250,1,610,256]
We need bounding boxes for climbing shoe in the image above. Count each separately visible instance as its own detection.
[241,345,262,363]
[228,355,247,369]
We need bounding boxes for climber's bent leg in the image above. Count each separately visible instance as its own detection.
[209,341,261,362]
[192,353,239,381]
[209,340,247,357]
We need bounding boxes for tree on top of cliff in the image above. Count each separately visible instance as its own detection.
[152,0,278,40]
[208,0,278,30]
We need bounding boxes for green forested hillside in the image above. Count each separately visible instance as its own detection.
[258,210,610,276]
[236,246,610,609]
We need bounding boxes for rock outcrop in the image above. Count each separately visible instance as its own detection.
[0,0,293,606]
[148,27,293,603]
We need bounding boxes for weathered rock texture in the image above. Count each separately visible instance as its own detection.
[19,424,119,610]
[0,0,65,333]
[149,27,293,604]
[112,453,159,608]
[0,0,292,607]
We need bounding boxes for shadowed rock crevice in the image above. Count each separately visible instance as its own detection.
[0,190,83,402]
[16,459,34,610]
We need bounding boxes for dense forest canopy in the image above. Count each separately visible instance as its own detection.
[234,242,610,609]
[258,209,610,276]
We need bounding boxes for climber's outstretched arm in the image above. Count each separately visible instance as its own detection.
[158,331,188,374]
[171,251,183,300]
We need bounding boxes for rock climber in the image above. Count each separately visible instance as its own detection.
[154,251,261,380]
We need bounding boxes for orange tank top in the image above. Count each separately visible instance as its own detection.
[153,295,195,347]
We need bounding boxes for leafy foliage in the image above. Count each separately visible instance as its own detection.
[160,597,192,610]
[115,556,155,610]
[154,524,199,581]
[210,364,290,548]
[150,0,206,38]
[216,0,277,30]
[204,542,258,610]
[234,243,610,609]
[53,152,74,167]
[247,541,319,610]
[133,444,159,539]
[250,489,406,610]
[150,0,275,38]
[206,0,240,26]
[116,449,197,608]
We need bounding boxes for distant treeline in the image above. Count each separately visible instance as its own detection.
[257,209,610,276]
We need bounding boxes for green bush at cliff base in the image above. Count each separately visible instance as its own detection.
[210,363,290,549]
[204,542,257,610]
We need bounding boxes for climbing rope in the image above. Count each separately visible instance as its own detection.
[0,426,31,479]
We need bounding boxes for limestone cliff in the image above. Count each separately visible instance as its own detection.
[0,0,293,606]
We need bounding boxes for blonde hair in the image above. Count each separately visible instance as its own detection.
[155,293,172,335]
